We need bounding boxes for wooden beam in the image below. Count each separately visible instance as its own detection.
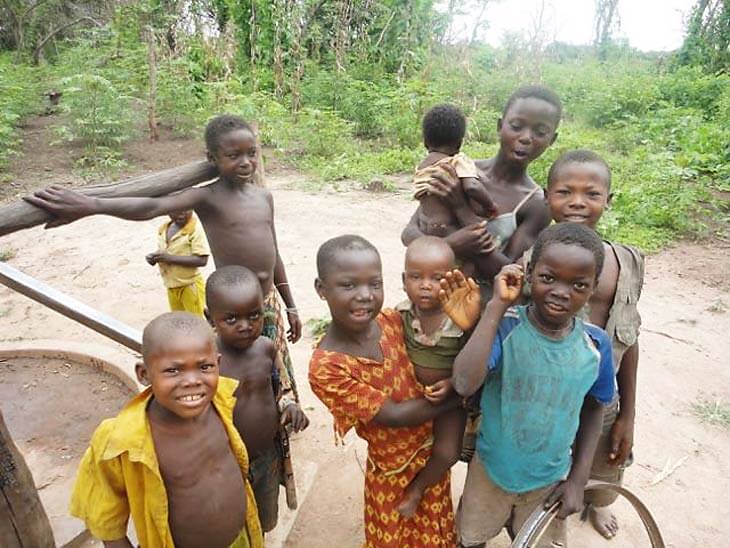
[0,410,55,548]
[0,160,219,237]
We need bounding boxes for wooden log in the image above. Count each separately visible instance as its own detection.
[0,160,218,237]
[0,410,55,548]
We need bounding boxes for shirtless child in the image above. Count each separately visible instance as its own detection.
[27,114,304,405]
[71,312,263,547]
[206,266,309,534]
[395,236,479,517]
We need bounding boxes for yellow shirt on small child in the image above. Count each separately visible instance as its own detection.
[69,377,263,548]
[156,214,209,289]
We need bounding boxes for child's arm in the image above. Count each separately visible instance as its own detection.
[146,252,208,267]
[450,264,523,397]
[26,185,206,227]
[373,393,461,427]
[610,341,638,464]
[267,192,301,343]
[544,396,603,518]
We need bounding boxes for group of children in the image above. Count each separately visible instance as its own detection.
[27,83,643,547]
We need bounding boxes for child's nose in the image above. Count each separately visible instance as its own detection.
[181,371,203,385]
[355,286,373,300]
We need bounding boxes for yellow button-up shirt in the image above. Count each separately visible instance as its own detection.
[70,377,263,548]
[157,214,209,288]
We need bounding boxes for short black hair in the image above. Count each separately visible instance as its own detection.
[547,149,612,190]
[142,312,214,361]
[316,235,380,279]
[422,104,466,150]
[502,85,562,125]
[205,265,262,310]
[531,223,605,279]
[205,114,254,154]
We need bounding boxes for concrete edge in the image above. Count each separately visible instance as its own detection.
[0,339,142,393]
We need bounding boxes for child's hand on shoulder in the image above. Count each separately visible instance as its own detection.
[424,379,453,404]
[544,478,584,519]
[439,269,482,331]
[280,402,309,432]
[492,264,524,308]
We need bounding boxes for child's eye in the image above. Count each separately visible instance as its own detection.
[588,191,602,198]
[539,274,554,283]
[201,363,215,371]
[341,282,355,289]
[248,312,261,321]
[164,367,179,375]
[510,123,522,131]
[371,280,383,289]
[574,282,588,290]
[409,273,420,280]
[225,316,238,325]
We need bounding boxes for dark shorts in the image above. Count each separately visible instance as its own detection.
[249,446,282,533]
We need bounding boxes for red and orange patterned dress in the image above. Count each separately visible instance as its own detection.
[309,309,455,547]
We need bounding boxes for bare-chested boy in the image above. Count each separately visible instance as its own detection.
[206,266,309,534]
[27,114,303,405]
[525,149,644,540]
[71,312,263,547]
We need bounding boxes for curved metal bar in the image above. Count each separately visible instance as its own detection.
[511,481,665,548]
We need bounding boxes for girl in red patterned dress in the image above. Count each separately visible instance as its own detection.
[308,235,461,547]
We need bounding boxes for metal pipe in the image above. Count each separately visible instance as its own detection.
[0,262,142,353]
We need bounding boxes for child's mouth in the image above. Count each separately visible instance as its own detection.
[176,393,206,406]
[351,308,372,320]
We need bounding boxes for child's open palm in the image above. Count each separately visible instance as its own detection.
[493,264,524,307]
[438,270,482,331]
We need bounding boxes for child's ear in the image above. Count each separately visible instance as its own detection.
[549,131,558,145]
[206,149,215,164]
[314,278,326,300]
[401,272,406,289]
[497,118,503,132]
[606,192,614,208]
[135,362,150,386]
[204,307,214,327]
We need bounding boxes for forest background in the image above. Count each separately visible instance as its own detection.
[0,0,728,251]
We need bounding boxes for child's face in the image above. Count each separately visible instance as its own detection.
[169,210,192,226]
[210,128,258,185]
[137,333,220,420]
[529,242,597,330]
[547,161,611,229]
[316,249,384,334]
[403,247,453,313]
[208,284,265,351]
[498,97,558,165]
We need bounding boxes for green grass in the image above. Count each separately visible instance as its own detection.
[692,399,730,427]
[0,248,16,262]
[305,316,331,339]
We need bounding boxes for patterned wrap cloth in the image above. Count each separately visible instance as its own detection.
[309,309,455,547]
[263,290,299,401]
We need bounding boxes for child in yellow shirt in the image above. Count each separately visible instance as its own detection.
[146,209,209,316]
[70,312,263,547]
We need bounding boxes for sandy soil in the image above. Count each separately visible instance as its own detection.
[1,123,729,547]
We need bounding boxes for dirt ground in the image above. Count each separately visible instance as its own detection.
[1,121,729,547]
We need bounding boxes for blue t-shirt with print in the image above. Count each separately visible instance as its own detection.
[477,305,616,494]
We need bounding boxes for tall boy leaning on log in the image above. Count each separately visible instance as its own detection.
[24,114,306,512]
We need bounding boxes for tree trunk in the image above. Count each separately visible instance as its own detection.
[145,26,160,142]
[0,160,218,237]
[0,410,55,548]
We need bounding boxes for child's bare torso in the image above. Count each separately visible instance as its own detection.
[150,405,246,548]
[195,181,277,295]
[588,242,619,329]
[220,337,280,459]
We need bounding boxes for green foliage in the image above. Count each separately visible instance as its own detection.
[0,54,43,173]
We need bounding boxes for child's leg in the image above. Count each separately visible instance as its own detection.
[584,402,627,539]
[249,448,281,533]
[510,483,567,548]
[457,451,514,547]
[397,407,466,518]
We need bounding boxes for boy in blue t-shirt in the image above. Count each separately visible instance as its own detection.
[443,223,615,547]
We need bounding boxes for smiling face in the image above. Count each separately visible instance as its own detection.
[316,248,384,334]
[209,128,258,185]
[498,97,559,166]
[207,282,265,352]
[547,161,611,229]
[137,331,220,421]
[529,242,597,331]
[403,240,455,313]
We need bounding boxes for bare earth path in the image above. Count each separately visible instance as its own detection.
[1,128,729,547]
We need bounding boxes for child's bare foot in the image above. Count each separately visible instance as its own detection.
[588,505,619,539]
[397,484,424,519]
[439,270,481,331]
